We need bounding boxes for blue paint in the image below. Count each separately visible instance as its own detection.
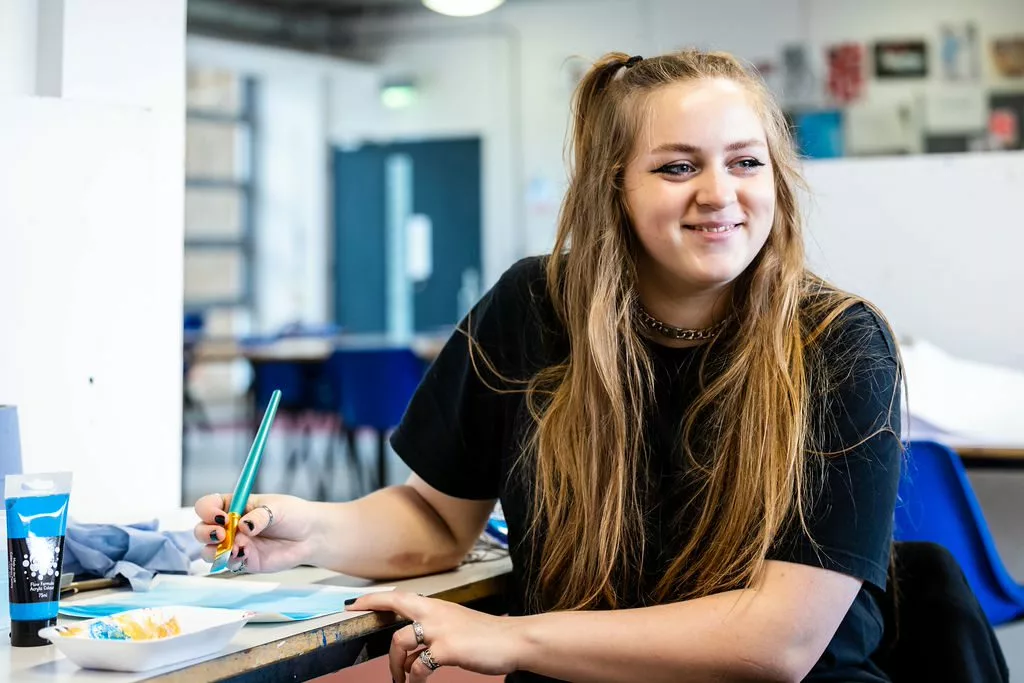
[60,580,368,622]
[5,472,73,647]
[88,620,129,640]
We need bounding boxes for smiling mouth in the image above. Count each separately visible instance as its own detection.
[682,223,743,233]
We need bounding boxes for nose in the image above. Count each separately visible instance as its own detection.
[695,167,738,209]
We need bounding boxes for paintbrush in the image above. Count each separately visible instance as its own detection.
[210,389,282,574]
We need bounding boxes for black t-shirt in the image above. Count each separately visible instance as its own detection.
[391,256,902,683]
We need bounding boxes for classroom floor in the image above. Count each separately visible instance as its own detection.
[182,401,1024,681]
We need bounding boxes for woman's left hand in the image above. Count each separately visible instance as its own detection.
[346,591,524,682]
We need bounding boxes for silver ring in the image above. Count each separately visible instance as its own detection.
[418,649,440,672]
[230,557,248,574]
[412,621,425,646]
[259,505,275,528]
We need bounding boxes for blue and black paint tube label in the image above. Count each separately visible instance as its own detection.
[8,534,65,621]
[5,491,71,645]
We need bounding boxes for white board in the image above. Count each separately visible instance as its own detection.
[802,150,1024,370]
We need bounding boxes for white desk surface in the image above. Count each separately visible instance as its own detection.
[5,557,512,682]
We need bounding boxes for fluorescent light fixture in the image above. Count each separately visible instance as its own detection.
[381,83,418,109]
[422,0,505,17]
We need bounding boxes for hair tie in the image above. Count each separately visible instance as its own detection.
[623,55,643,68]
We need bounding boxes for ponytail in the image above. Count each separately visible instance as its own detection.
[569,53,641,174]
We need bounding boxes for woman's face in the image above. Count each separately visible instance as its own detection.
[623,78,776,299]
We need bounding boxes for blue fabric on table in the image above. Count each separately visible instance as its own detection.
[62,520,203,590]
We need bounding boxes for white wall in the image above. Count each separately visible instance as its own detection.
[187,37,375,333]
[0,0,185,523]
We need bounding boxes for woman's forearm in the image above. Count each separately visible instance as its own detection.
[514,588,812,683]
[304,485,467,580]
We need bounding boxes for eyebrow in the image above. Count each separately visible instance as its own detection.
[650,139,767,154]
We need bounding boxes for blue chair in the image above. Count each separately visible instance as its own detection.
[325,347,426,492]
[895,440,1024,626]
[183,312,205,337]
[243,324,341,497]
[249,358,336,498]
[182,312,205,385]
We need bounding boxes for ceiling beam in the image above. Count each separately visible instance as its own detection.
[187,0,423,56]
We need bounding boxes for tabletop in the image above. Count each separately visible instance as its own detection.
[5,557,512,683]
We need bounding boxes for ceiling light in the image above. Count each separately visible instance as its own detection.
[422,0,505,17]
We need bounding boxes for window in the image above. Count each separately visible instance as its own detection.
[184,67,257,336]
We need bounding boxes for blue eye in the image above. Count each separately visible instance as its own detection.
[736,159,765,169]
[656,163,696,176]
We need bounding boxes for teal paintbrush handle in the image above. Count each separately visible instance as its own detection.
[228,389,281,516]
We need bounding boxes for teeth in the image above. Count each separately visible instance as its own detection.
[688,224,738,233]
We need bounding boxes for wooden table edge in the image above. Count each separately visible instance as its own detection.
[138,571,511,683]
[954,446,1024,460]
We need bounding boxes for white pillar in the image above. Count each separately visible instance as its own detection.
[0,0,186,523]
[0,0,38,96]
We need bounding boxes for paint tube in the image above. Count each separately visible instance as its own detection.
[5,472,73,647]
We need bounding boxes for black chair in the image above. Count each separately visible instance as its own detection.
[873,541,1010,683]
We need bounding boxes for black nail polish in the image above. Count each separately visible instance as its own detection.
[214,515,225,525]
[209,530,218,542]
[237,547,245,558]
[245,520,255,532]
[344,598,357,606]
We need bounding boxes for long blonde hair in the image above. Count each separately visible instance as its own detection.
[514,49,894,612]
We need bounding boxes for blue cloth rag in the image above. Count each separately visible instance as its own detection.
[62,520,203,590]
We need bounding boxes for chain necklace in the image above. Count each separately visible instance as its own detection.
[635,304,729,341]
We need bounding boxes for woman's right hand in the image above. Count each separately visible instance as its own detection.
[193,493,318,573]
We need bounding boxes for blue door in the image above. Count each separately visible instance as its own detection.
[333,138,482,334]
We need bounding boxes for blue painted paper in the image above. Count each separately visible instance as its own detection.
[59,575,393,623]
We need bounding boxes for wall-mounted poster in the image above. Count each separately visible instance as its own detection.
[827,43,864,103]
[844,98,922,155]
[940,23,981,81]
[752,58,782,95]
[924,134,972,154]
[874,40,929,78]
[782,44,817,104]
[989,109,1019,149]
[992,37,1024,78]
[989,93,1024,149]
[791,110,845,159]
[923,88,987,134]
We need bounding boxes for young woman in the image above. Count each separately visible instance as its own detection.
[195,49,902,683]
